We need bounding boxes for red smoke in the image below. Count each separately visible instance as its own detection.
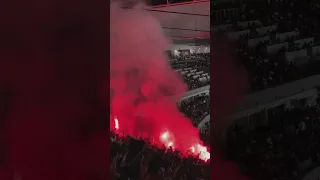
[110,2,209,160]
[0,0,252,179]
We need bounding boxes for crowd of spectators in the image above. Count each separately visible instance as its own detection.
[213,0,320,180]
[169,54,210,133]
[109,91,211,180]
[170,54,210,90]
[227,104,320,180]
[167,53,211,131]
[109,51,211,180]
[110,132,210,180]
[179,94,210,127]
[238,52,302,91]
[171,53,210,62]
[109,44,211,180]
[111,0,320,179]
[214,0,320,92]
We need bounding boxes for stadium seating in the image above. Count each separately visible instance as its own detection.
[212,0,320,179]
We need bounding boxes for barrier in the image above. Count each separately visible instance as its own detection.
[266,42,288,55]
[198,114,210,129]
[256,25,277,36]
[312,46,320,56]
[285,49,307,63]
[227,30,250,41]
[237,75,320,112]
[197,75,320,127]
[294,37,314,48]
[275,31,298,42]
[181,85,210,100]
[248,36,270,48]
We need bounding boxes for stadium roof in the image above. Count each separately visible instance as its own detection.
[146,0,209,44]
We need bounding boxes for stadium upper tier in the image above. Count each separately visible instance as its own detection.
[212,0,320,93]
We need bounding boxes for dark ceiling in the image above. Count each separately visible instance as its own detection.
[147,0,194,6]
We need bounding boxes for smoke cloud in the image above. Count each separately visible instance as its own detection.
[110,1,208,159]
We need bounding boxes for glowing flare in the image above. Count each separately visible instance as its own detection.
[110,1,210,162]
[190,146,195,153]
[114,117,119,130]
[197,144,210,161]
[167,141,173,147]
[160,131,169,141]
[111,123,210,161]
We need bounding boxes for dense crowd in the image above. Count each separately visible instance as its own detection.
[227,104,320,180]
[108,53,211,180]
[110,132,210,180]
[180,95,210,127]
[214,0,320,92]
[238,52,302,91]
[110,0,320,179]
[213,0,320,180]
[169,54,211,132]
[169,54,210,134]
[170,57,210,90]
[109,45,211,180]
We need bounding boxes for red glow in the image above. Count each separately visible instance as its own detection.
[112,116,210,161]
[114,117,119,130]
[110,0,210,163]
[160,131,170,141]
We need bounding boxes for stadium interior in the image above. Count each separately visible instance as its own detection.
[110,1,210,180]
[213,0,320,180]
[111,0,320,180]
